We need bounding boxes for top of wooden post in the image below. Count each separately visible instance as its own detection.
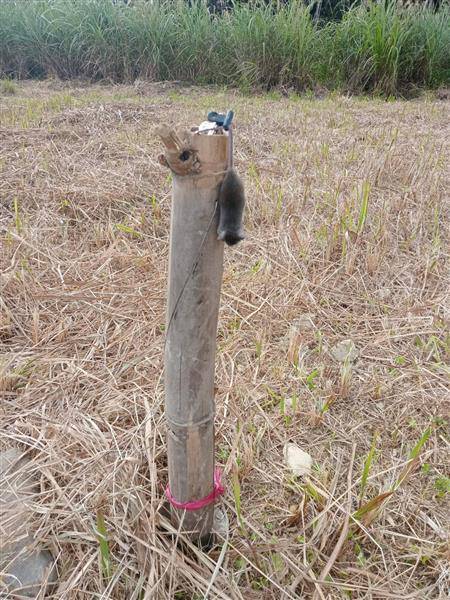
[156,124,228,182]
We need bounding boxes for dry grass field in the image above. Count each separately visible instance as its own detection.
[1,80,449,599]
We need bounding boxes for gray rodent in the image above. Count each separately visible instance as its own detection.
[217,126,245,246]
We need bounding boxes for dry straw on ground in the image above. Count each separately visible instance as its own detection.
[1,81,449,599]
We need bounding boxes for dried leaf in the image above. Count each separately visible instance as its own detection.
[353,491,394,526]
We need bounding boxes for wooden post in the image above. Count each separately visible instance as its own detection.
[157,124,228,542]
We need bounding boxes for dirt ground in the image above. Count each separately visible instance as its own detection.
[1,80,449,599]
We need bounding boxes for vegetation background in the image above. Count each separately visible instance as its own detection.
[0,0,449,95]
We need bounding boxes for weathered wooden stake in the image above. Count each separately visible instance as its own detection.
[157,124,228,542]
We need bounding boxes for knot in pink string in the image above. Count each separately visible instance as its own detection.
[165,468,224,511]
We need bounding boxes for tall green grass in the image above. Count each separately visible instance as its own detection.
[0,0,448,94]
[328,1,450,93]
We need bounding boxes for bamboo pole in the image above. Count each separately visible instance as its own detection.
[157,124,228,542]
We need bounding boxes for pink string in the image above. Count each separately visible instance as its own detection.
[165,468,225,511]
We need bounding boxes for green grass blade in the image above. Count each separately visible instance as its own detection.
[359,430,378,505]
[357,181,370,233]
[95,509,112,581]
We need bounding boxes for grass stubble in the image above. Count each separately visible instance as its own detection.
[0,80,449,598]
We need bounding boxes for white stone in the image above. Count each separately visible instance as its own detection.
[284,443,312,477]
[330,339,359,363]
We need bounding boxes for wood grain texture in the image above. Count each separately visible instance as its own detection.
[164,131,228,540]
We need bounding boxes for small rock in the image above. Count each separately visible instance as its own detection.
[330,339,359,363]
[212,506,229,540]
[0,448,37,499]
[1,536,56,598]
[284,443,312,477]
[291,314,315,332]
[0,448,57,598]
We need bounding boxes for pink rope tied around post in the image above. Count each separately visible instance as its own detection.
[165,468,225,511]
